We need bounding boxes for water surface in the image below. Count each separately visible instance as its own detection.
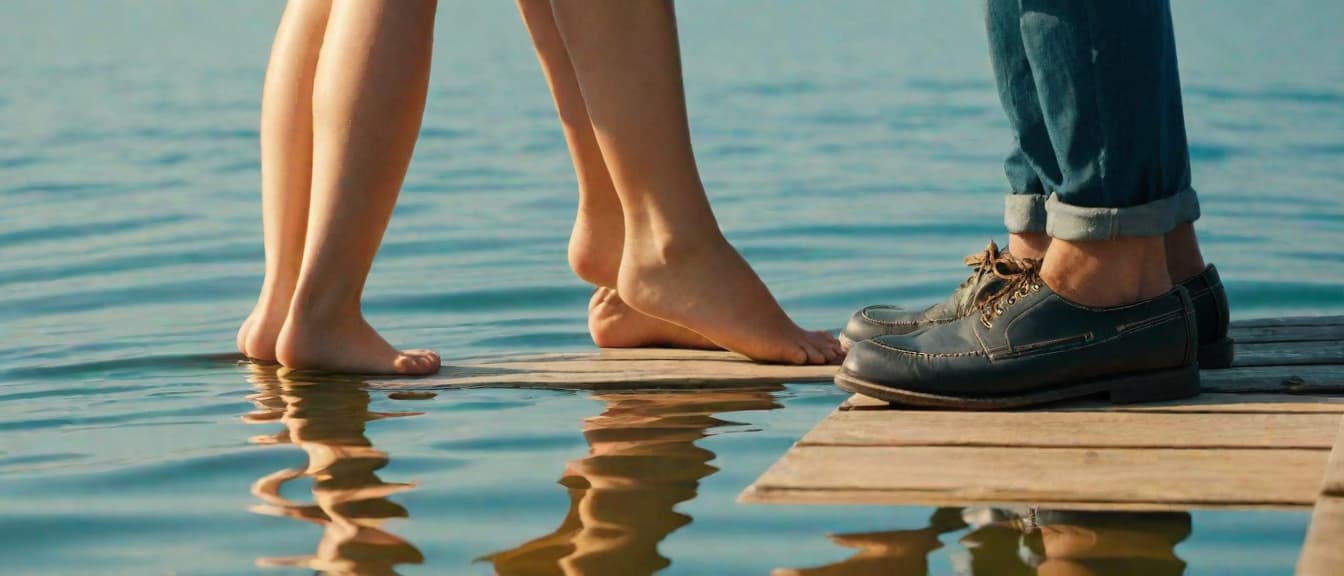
[2,1,1342,574]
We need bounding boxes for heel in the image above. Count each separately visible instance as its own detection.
[1107,364,1201,404]
[1198,337,1235,370]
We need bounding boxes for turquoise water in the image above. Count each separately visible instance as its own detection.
[3,1,1342,574]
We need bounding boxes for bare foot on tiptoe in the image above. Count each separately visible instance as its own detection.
[617,235,843,365]
[274,312,440,375]
[236,297,292,363]
[588,287,720,350]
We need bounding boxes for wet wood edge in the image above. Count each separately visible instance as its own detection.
[1298,416,1344,576]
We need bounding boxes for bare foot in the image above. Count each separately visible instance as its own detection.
[275,312,440,375]
[617,234,842,365]
[588,287,719,349]
[237,297,292,363]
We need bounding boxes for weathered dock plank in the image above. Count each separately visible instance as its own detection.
[743,314,1344,512]
[371,348,838,390]
[370,314,1341,391]
[1234,340,1344,367]
[742,445,1327,507]
[800,411,1340,449]
[842,392,1344,413]
[1298,417,1344,576]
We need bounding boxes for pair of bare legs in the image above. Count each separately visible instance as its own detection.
[239,0,837,374]
[235,0,441,375]
[1009,222,1206,308]
[518,0,841,365]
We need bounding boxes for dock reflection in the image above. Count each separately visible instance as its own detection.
[242,365,424,575]
[774,507,1191,576]
[480,387,783,576]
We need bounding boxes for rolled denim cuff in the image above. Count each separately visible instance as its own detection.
[1045,187,1201,241]
[1004,193,1048,234]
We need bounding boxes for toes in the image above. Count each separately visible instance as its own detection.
[798,339,826,365]
[809,331,844,364]
[395,350,442,375]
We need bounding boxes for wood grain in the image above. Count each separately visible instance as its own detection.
[841,392,1344,412]
[799,411,1341,449]
[1234,340,1344,367]
[1297,497,1344,576]
[743,445,1328,507]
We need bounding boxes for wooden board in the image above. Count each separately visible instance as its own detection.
[1298,417,1344,575]
[368,313,1341,391]
[370,348,838,390]
[740,445,1328,508]
[799,411,1341,449]
[1232,322,1344,344]
[1234,340,1344,367]
[843,392,1344,413]
[1298,497,1344,576]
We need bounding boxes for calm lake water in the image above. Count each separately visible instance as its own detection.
[3,1,1342,574]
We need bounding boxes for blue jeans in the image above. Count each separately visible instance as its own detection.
[987,0,1201,241]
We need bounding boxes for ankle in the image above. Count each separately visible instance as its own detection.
[1008,232,1050,260]
[1040,236,1172,307]
[1163,222,1207,283]
[285,286,360,328]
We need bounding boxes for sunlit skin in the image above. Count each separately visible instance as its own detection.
[237,0,440,375]
[1009,222,1207,308]
[518,0,842,365]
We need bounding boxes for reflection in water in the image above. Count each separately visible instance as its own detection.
[480,387,783,576]
[777,507,1191,576]
[242,365,425,575]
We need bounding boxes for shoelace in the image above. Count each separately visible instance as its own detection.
[976,256,1044,328]
[957,241,1008,291]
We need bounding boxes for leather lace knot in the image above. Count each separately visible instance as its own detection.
[977,256,1043,328]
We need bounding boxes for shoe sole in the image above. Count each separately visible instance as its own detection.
[1199,337,1235,370]
[833,363,1201,411]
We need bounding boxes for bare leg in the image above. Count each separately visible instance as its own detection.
[549,0,840,365]
[1008,231,1050,261]
[1163,222,1206,282]
[238,0,332,362]
[274,0,440,375]
[1013,225,1206,285]
[516,0,725,350]
[1040,236,1172,308]
[588,287,717,349]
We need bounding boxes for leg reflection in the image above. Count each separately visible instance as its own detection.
[480,388,782,576]
[776,507,1190,576]
[242,365,425,574]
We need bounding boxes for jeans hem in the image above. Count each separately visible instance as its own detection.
[1004,193,1048,234]
[1044,188,1201,241]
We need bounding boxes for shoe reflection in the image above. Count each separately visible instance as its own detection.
[479,387,783,576]
[242,364,425,575]
[776,507,1190,576]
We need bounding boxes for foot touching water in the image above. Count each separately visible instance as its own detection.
[274,312,440,375]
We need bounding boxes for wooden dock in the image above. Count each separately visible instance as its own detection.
[360,316,1344,572]
[728,315,1343,574]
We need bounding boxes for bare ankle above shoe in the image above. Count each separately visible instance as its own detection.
[1041,236,1172,307]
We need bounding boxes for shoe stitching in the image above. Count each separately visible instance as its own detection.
[1115,309,1187,334]
[988,314,1188,363]
[890,309,1187,362]
[866,338,985,358]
